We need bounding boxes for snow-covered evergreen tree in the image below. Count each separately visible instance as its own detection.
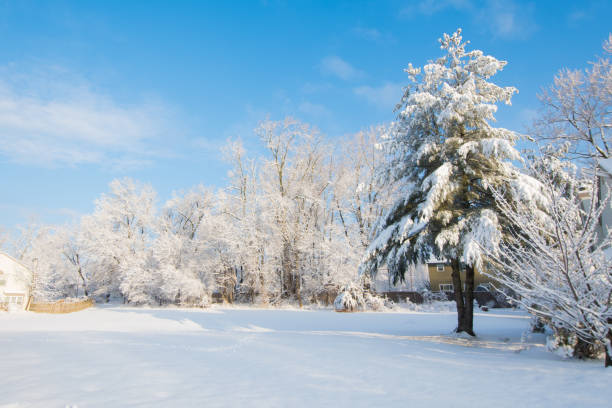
[362,29,523,335]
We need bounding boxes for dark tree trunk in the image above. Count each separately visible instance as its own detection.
[606,322,612,368]
[451,259,475,336]
[281,241,294,298]
[450,259,466,332]
[464,264,475,335]
[75,255,88,297]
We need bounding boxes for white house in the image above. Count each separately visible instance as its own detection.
[578,160,612,253]
[598,159,612,245]
[0,252,32,311]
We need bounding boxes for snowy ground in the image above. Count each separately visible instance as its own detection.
[1,306,610,408]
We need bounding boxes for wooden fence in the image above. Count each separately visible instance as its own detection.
[28,298,94,314]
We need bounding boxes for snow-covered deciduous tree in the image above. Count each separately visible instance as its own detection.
[209,118,382,306]
[0,227,8,251]
[3,119,399,309]
[11,221,40,261]
[257,118,332,304]
[534,34,611,161]
[80,178,157,302]
[219,139,277,303]
[156,185,216,305]
[362,29,524,335]
[485,154,612,367]
[20,225,87,300]
[332,127,395,252]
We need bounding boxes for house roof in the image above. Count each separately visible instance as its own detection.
[0,252,31,271]
[0,252,33,283]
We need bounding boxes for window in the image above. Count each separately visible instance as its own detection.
[439,283,454,292]
[436,264,445,271]
[3,295,24,305]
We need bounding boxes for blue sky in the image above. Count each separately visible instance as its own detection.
[0,0,610,229]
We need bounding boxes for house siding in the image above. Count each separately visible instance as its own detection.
[427,263,494,292]
[0,253,32,311]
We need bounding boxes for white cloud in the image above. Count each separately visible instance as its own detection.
[320,56,364,81]
[354,82,404,111]
[0,67,174,168]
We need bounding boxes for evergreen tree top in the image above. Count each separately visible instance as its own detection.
[363,29,532,281]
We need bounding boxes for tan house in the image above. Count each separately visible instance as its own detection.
[427,260,494,292]
[0,252,32,311]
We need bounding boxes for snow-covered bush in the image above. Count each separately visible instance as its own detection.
[334,280,389,312]
[364,292,388,311]
[421,289,449,303]
[334,282,366,312]
[547,329,580,360]
[529,316,547,334]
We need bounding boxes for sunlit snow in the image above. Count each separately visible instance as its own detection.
[1,306,610,407]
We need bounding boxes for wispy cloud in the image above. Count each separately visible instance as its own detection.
[565,2,603,28]
[400,0,537,40]
[400,0,471,17]
[298,101,331,118]
[351,26,396,44]
[0,66,175,169]
[353,27,383,41]
[476,0,537,39]
[320,56,364,81]
[354,82,403,111]
[567,10,588,24]
[191,137,226,153]
[519,108,538,126]
[301,82,332,94]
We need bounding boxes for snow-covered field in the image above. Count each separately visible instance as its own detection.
[1,306,610,408]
